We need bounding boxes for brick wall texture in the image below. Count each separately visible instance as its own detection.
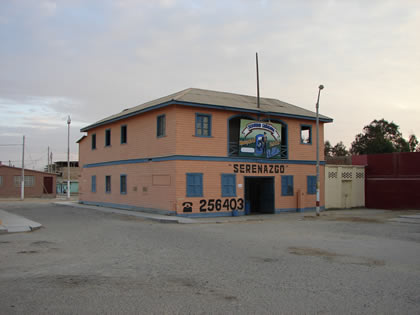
[0,166,57,198]
[79,104,326,215]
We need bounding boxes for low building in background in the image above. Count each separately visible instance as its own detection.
[0,164,57,198]
[49,161,80,195]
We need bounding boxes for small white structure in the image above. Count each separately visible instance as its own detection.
[325,165,365,209]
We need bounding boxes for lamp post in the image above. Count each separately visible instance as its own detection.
[67,115,71,200]
[315,85,324,216]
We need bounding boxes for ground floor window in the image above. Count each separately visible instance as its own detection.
[120,174,127,194]
[105,175,111,193]
[281,175,294,196]
[221,174,236,197]
[307,175,316,194]
[14,175,35,187]
[91,175,96,192]
[186,173,203,197]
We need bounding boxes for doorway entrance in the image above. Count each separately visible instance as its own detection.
[245,177,275,214]
[43,176,53,194]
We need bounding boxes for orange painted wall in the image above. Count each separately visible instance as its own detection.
[79,161,177,212]
[174,160,324,214]
[79,102,328,214]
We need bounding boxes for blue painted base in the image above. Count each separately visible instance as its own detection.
[177,211,246,218]
[79,200,325,218]
[275,206,326,214]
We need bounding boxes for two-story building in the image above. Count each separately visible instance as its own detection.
[78,88,332,217]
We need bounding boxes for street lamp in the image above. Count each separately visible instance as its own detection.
[315,85,324,216]
[67,115,71,200]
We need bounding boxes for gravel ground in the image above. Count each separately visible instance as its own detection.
[0,202,419,314]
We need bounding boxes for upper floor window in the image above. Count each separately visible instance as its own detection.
[157,114,166,137]
[91,134,96,150]
[105,129,111,146]
[121,125,127,144]
[300,125,312,144]
[195,114,211,137]
[0,175,3,186]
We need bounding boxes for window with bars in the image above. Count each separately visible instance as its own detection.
[195,114,211,137]
[14,176,35,187]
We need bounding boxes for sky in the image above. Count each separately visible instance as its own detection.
[1,0,419,170]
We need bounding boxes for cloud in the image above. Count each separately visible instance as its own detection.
[0,0,419,168]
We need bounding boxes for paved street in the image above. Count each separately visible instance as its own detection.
[0,202,419,314]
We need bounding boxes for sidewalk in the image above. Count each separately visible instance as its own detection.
[54,201,197,224]
[54,201,266,224]
[0,209,42,233]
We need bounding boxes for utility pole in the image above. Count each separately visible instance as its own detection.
[315,85,324,216]
[256,52,260,109]
[21,135,25,201]
[47,146,50,173]
[67,116,71,200]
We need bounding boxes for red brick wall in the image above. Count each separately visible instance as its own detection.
[0,166,56,198]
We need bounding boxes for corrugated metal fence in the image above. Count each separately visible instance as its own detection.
[352,152,420,209]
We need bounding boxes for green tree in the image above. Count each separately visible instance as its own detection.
[350,119,410,155]
[324,140,332,157]
[331,141,349,157]
[408,134,419,152]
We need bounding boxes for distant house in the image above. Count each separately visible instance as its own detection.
[48,161,80,195]
[0,164,57,198]
[78,88,333,216]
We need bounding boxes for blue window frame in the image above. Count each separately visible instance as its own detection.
[120,174,127,194]
[307,175,317,195]
[91,175,96,192]
[186,173,203,197]
[281,175,294,196]
[105,175,111,193]
[195,114,211,137]
[157,114,166,137]
[91,134,96,150]
[221,174,236,197]
[105,129,111,146]
[300,124,312,144]
[121,125,127,144]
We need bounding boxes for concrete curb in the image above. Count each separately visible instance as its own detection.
[0,209,43,233]
[53,201,196,224]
